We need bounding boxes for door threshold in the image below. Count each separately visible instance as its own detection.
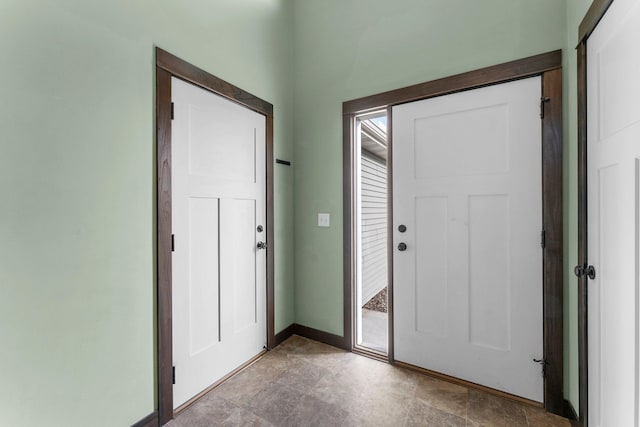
[353,345,389,363]
[393,360,544,409]
[173,349,267,416]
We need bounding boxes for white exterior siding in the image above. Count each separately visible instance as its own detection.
[361,151,388,304]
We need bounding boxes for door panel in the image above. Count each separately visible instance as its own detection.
[172,77,266,409]
[414,196,448,338]
[221,198,258,333]
[413,103,509,178]
[393,77,543,401]
[188,197,220,354]
[468,194,510,351]
[188,103,257,182]
[586,0,640,424]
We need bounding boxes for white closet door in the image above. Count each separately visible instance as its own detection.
[171,77,267,409]
[586,0,640,425]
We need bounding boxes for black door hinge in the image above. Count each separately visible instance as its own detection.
[172,366,176,384]
[171,234,175,252]
[171,102,174,120]
[540,229,546,249]
[540,97,550,119]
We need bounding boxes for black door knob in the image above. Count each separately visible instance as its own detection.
[398,242,407,251]
[574,264,596,280]
[574,265,584,277]
[257,241,267,250]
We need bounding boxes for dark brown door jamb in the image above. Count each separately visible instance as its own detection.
[155,47,275,426]
[343,50,564,415]
[576,1,615,426]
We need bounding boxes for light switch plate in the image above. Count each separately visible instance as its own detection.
[318,213,330,227]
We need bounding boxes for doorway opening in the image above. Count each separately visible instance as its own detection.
[155,48,276,425]
[343,50,565,414]
[355,111,389,355]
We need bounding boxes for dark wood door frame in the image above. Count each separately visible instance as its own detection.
[155,47,275,426]
[576,1,615,426]
[343,50,565,415]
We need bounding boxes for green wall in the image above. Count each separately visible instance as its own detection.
[0,0,294,425]
[1,0,595,423]
[291,0,586,411]
[563,0,594,412]
[292,0,566,335]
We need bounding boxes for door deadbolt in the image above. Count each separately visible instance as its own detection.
[257,225,264,233]
[398,225,407,233]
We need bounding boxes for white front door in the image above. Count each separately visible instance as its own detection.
[392,77,543,401]
[587,0,640,424]
[171,77,267,409]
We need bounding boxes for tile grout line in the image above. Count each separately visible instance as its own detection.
[523,405,531,426]
[465,389,470,426]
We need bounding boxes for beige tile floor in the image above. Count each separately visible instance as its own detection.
[168,335,571,427]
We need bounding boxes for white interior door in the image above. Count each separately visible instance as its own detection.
[171,77,267,409]
[392,77,543,401]
[587,0,640,425]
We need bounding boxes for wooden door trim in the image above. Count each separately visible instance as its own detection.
[541,67,564,414]
[155,47,275,426]
[343,49,564,415]
[576,1,616,426]
[343,50,561,114]
[578,0,614,44]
